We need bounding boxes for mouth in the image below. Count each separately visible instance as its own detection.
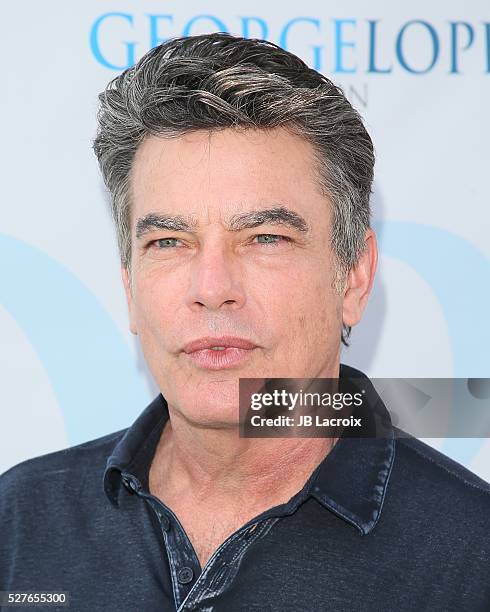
[182,336,258,370]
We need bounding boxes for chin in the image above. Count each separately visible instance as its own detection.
[181,380,241,426]
[185,401,240,428]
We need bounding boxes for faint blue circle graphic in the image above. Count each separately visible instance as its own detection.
[375,221,490,465]
[0,234,149,445]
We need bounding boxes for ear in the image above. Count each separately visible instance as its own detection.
[121,266,138,335]
[342,229,378,327]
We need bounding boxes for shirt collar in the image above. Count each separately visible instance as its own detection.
[103,394,169,506]
[103,363,395,535]
[308,363,396,535]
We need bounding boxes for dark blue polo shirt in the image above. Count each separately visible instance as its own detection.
[1,364,489,611]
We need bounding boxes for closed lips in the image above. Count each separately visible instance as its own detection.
[183,337,258,353]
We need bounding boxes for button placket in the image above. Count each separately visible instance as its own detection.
[162,524,200,608]
[131,486,200,609]
[178,518,279,611]
[150,501,199,607]
[148,499,210,609]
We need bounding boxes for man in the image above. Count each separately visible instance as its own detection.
[1,33,488,612]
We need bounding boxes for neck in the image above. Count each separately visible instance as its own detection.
[150,413,336,504]
[149,366,341,508]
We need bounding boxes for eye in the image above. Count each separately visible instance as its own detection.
[254,234,292,246]
[150,237,183,249]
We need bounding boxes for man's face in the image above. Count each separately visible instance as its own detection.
[123,127,347,426]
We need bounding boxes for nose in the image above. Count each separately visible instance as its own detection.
[185,240,246,312]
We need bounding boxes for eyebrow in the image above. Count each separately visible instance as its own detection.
[135,213,197,238]
[135,206,310,239]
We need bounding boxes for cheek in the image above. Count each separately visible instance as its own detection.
[275,275,340,340]
[132,280,174,347]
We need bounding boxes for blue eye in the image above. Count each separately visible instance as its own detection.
[255,234,290,245]
[153,238,181,248]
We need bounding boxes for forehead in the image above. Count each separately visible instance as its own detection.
[129,127,328,223]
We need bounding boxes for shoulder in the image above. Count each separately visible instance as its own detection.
[0,428,127,503]
[392,430,490,515]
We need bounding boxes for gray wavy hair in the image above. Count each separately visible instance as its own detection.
[93,32,375,346]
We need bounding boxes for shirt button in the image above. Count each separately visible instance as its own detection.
[177,567,194,584]
[122,475,140,494]
[158,513,170,531]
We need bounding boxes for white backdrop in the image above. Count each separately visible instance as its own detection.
[1,1,489,480]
